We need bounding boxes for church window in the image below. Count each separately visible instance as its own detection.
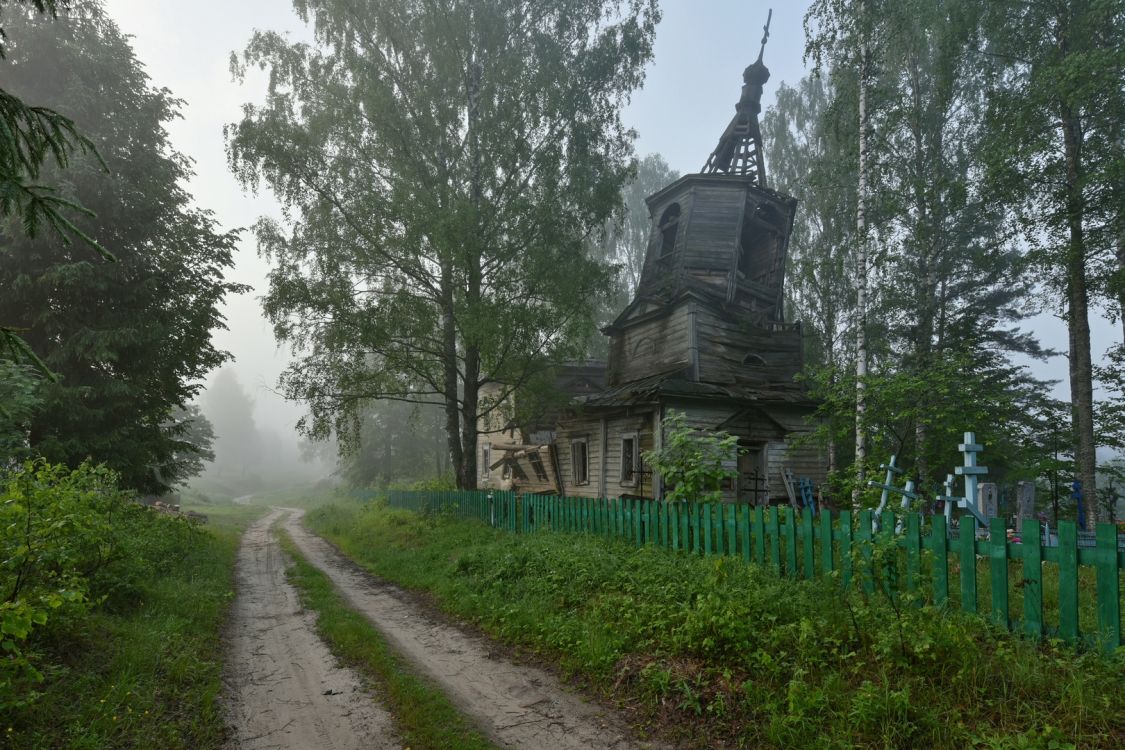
[658,203,681,257]
[620,433,639,485]
[571,437,590,485]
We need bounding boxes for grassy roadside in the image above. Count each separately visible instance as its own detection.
[4,500,264,750]
[305,497,1125,750]
[276,528,499,750]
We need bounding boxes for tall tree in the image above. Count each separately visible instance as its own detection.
[227,0,659,488]
[610,153,679,296]
[763,74,858,479]
[799,0,1054,499]
[0,0,108,371]
[0,3,245,492]
[981,0,1125,527]
[198,369,262,479]
[806,0,885,503]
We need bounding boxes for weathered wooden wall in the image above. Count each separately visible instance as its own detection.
[606,303,692,386]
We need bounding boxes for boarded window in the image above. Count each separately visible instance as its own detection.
[528,451,549,482]
[620,434,639,484]
[658,203,681,257]
[571,438,589,485]
[481,443,491,479]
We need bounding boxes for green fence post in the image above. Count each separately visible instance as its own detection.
[1058,520,1078,644]
[767,507,781,573]
[784,508,798,578]
[687,503,697,555]
[754,506,766,565]
[839,511,853,590]
[989,517,1009,629]
[648,500,657,545]
[857,510,874,595]
[905,513,921,596]
[1095,522,1122,654]
[670,502,679,550]
[931,515,948,606]
[723,504,733,558]
[634,498,643,546]
[703,504,713,556]
[802,508,815,579]
[819,511,833,576]
[959,519,977,614]
[657,501,666,548]
[1022,518,1042,639]
[740,505,751,563]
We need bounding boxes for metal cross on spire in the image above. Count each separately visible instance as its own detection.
[702,8,772,184]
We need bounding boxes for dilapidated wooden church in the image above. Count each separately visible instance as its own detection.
[480,32,825,504]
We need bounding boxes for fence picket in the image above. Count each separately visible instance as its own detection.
[989,517,1009,628]
[754,507,766,565]
[1022,518,1042,639]
[1095,523,1122,653]
[784,508,798,578]
[386,490,1123,654]
[1059,521,1078,644]
[931,514,948,606]
[820,511,833,576]
[857,510,874,594]
[802,509,815,580]
[905,513,921,595]
[767,507,780,573]
[703,504,713,556]
[959,520,977,614]
[738,505,749,563]
[726,504,737,557]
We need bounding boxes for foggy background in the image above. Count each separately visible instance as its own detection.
[96,0,1118,484]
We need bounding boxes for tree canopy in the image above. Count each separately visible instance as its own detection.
[0,3,245,492]
[228,0,659,488]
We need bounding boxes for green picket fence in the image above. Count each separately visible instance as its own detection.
[384,490,1125,654]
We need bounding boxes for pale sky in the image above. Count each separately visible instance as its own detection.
[96,0,1115,441]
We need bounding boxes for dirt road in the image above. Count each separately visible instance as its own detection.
[222,508,400,750]
[281,508,656,750]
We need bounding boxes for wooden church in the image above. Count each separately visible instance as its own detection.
[480,26,825,504]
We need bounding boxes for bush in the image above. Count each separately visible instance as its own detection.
[0,460,202,710]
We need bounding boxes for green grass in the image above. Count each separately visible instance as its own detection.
[276,528,499,750]
[306,498,1125,750]
[4,506,260,750]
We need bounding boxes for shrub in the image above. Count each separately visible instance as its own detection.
[0,460,202,710]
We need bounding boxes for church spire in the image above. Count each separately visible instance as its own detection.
[702,9,772,185]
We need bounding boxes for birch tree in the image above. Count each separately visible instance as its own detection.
[980,0,1125,527]
[227,0,659,488]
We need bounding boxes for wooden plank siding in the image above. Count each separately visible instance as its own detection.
[679,185,745,273]
[694,307,803,385]
[607,303,693,386]
[556,413,657,499]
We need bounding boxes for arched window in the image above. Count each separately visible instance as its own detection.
[633,337,656,357]
[742,352,767,367]
[658,203,681,257]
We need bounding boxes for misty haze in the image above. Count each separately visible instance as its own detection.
[1,2,1124,749]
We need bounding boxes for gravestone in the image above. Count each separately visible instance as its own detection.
[1017,481,1036,523]
[980,483,999,521]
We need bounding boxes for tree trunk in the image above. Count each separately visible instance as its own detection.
[456,41,484,491]
[440,258,464,488]
[853,38,870,509]
[1059,97,1098,529]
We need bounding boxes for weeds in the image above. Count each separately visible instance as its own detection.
[307,498,1125,749]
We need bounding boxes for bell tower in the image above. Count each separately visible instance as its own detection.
[605,10,802,389]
